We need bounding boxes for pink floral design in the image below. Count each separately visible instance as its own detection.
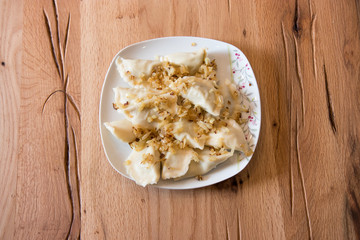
[228,47,260,150]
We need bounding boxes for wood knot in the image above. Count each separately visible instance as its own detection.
[243,29,247,37]
[214,176,239,193]
[1,62,5,66]
[230,177,239,192]
[293,0,302,38]
[293,21,302,38]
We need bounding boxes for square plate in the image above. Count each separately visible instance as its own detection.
[99,36,261,189]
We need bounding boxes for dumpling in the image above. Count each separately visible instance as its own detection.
[173,120,206,149]
[162,148,198,179]
[219,79,243,117]
[161,49,205,75]
[116,58,160,87]
[125,146,160,187]
[104,119,136,142]
[176,147,234,180]
[171,76,223,116]
[206,119,252,156]
[113,87,177,128]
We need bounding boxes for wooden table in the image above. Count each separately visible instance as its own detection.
[1,0,359,239]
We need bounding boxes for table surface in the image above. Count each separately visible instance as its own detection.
[1,0,360,239]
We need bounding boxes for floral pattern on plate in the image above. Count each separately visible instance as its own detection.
[228,46,261,163]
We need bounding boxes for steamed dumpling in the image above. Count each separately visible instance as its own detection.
[219,79,244,118]
[116,58,160,87]
[171,76,223,116]
[176,147,234,180]
[161,49,205,75]
[162,148,198,179]
[125,146,160,187]
[104,119,136,142]
[116,49,205,87]
[173,120,206,149]
[113,87,177,128]
[206,119,252,156]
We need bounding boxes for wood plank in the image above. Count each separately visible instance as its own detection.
[15,0,81,239]
[80,0,284,239]
[314,0,360,238]
[0,0,22,239]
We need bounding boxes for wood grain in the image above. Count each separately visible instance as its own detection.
[15,0,81,239]
[0,0,359,239]
[0,0,22,239]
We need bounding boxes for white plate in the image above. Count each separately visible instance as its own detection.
[99,37,261,189]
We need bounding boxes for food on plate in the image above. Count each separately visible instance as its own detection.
[105,49,253,186]
[104,119,136,142]
[176,147,234,180]
[124,146,160,187]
